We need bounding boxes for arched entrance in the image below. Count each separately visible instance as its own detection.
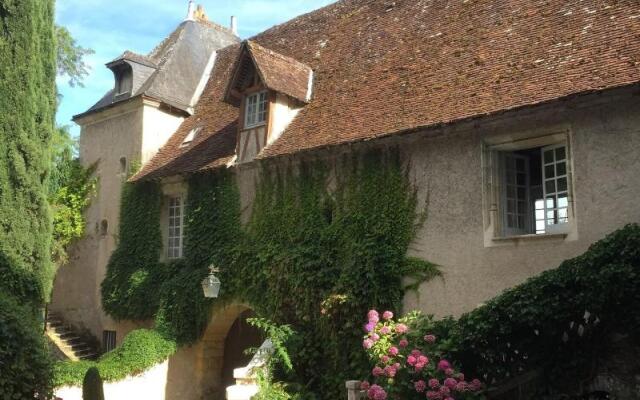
[199,304,263,399]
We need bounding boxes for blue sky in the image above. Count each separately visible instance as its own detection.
[55,0,334,137]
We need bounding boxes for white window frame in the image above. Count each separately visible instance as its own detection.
[244,91,268,129]
[540,143,570,234]
[484,132,573,241]
[167,196,184,259]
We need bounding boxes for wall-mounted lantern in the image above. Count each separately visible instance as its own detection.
[202,265,221,298]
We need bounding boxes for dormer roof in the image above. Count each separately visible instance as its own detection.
[106,51,157,69]
[74,18,239,121]
[225,41,313,105]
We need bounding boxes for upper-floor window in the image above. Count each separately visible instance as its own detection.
[244,91,267,128]
[167,196,184,259]
[497,142,571,237]
[115,67,133,95]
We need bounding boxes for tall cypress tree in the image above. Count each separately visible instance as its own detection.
[0,0,55,302]
[0,0,56,396]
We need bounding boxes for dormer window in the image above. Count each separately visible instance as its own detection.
[115,65,133,95]
[224,41,313,164]
[181,127,202,148]
[244,91,267,128]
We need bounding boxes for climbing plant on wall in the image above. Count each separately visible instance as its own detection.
[97,149,437,397]
[101,180,165,320]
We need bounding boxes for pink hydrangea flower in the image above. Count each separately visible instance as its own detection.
[364,322,375,332]
[383,365,396,378]
[370,333,380,342]
[424,334,436,344]
[407,355,417,366]
[395,323,408,334]
[399,338,408,348]
[470,378,482,391]
[363,339,374,349]
[361,381,370,390]
[414,362,425,372]
[445,368,454,376]
[414,380,426,393]
[380,355,389,363]
[418,355,429,365]
[426,391,442,400]
[437,359,451,371]
[388,346,399,356]
[368,310,379,320]
[455,381,468,392]
[367,384,386,400]
[456,373,465,381]
[439,386,451,396]
[444,378,457,389]
[411,349,422,357]
[428,378,440,389]
[382,311,394,320]
[380,326,391,335]
[372,366,384,377]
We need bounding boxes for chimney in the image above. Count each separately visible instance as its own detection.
[194,4,208,22]
[230,16,238,35]
[186,0,196,21]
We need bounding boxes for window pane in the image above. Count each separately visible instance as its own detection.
[555,147,566,161]
[545,165,555,179]
[516,158,525,171]
[507,199,515,213]
[507,186,516,198]
[536,209,545,220]
[543,150,554,164]
[545,180,556,194]
[556,162,566,176]
[517,201,526,213]
[517,173,526,185]
[558,196,568,208]
[517,215,525,228]
[517,187,526,200]
[507,214,515,227]
[557,177,567,192]
[558,208,568,219]
[546,196,556,209]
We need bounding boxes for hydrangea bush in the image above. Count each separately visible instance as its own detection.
[360,310,484,400]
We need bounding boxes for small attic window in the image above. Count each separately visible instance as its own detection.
[181,127,202,148]
[244,91,268,128]
[115,65,133,95]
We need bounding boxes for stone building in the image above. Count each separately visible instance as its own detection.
[50,4,239,348]
[52,0,640,398]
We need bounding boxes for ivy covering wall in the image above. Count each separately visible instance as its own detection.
[96,150,437,397]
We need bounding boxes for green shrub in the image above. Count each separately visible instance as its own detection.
[0,293,53,398]
[425,224,640,394]
[54,329,176,387]
[82,367,104,400]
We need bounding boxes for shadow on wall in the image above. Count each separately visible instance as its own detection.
[164,304,263,400]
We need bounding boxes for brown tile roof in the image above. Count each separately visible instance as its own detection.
[135,0,640,181]
[243,41,312,103]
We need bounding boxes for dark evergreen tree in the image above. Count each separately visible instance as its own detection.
[0,0,55,302]
[0,0,56,396]
[82,367,105,400]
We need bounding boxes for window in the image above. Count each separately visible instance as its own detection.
[115,67,133,95]
[167,197,184,259]
[119,157,127,174]
[244,91,267,128]
[103,330,116,352]
[180,127,201,148]
[100,219,109,237]
[497,143,570,236]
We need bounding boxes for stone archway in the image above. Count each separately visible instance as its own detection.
[199,304,263,399]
